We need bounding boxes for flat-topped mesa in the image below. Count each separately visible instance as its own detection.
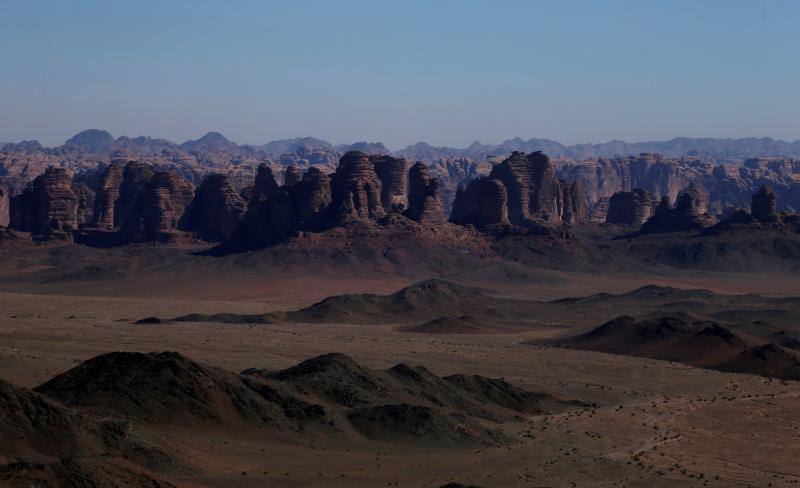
[639,184,714,234]
[0,188,9,227]
[9,167,78,239]
[606,189,659,226]
[405,162,445,223]
[751,184,779,223]
[451,151,584,227]
[91,163,124,229]
[182,173,247,242]
[450,177,509,227]
[328,150,385,225]
[283,165,302,186]
[371,155,409,213]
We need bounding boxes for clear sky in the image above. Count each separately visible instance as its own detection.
[1,0,799,148]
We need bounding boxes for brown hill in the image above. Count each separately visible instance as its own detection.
[35,351,283,426]
[544,314,800,380]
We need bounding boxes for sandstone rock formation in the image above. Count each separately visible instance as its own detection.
[90,163,124,229]
[451,178,509,227]
[328,151,385,224]
[252,164,279,203]
[606,189,659,226]
[182,173,247,241]
[751,185,779,222]
[115,161,155,230]
[451,152,583,227]
[291,167,332,227]
[139,172,195,241]
[0,188,8,227]
[283,165,302,186]
[372,155,409,213]
[9,167,78,238]
[639,184,714,234]
[73,183,95,226]
[405,162,445,223]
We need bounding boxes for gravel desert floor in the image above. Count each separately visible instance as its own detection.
[1,256,799,487]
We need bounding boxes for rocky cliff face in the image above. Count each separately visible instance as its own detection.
[639,184,714,234]
[329,151,385,224]
[371,155,409,213]
[606,189,659,226]
[405,162,445,223]
[91,163,124,229]
[252,164,279,204]
[182,173,247,242]
[115,162,155,230]
[0,188,9,227]
[751,184,779,223]
[451,178,509,227]
[451,152,583,227]
[291,168,332,228]
[73,183,95,226]
[124,171,195,242]
[283,165,302,186]
[9,167,78,238]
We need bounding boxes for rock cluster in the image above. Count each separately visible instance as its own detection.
[639,184,714,234]
[451,151,585,227]
[405,162,445,223]
[329,151,385,225]
[122,171,195,242]
[9,167,78,238]
[283,165,302,186]
[605,189,659,226]
[91,163,124,229]
[0,188,9,227]
[372,155,409,213]
[451,178,509,227]
[181,173,247,241]
[751,184,779,222]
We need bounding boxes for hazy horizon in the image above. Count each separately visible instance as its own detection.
[2,0,799,147]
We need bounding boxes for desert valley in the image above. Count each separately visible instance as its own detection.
[1,132,799,487]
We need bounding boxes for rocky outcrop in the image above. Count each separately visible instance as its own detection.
[489,151,582,225]
[9,167,78,238]
[140,172,195,241]
[559,180,587,225]
[328,151,385,224]
[283,165,302,186]
[751,185,779,222]
[451,178,509,227]
[405,162,445,223]
[90,163,124,229]
[182,173,247,241]
[639,184,714,234]
[114,161,155,230]
[606,189,658,226]
[371,155,409,213]
[121,171,195,242]
[73,183,95,226]
[0,188,8,227]
[252,164,279,203]
[291,168,332,228]
[451,152,583,227]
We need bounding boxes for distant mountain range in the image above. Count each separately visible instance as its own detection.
[3,130,800,161]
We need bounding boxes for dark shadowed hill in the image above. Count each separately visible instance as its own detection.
[542,314,800,380]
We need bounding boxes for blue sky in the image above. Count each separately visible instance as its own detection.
[1,0,798,148]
